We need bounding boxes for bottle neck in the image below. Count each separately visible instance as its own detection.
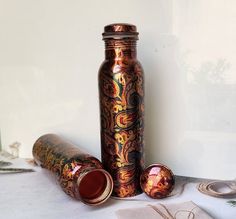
[104,39,137,60]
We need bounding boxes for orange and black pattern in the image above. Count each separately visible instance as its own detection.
[140,164,175,199]
[99,28,144,197]
[33,134,103,199]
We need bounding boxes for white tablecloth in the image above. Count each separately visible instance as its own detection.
[0,156,235,219]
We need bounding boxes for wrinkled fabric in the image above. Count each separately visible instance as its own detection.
[116,201,213,219]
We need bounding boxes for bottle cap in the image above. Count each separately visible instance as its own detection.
[140,164,175,199]
[102,23,139,40]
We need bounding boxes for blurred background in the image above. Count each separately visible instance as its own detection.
[0,0,235,179]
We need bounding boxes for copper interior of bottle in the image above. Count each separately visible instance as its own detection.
[78,169,113,205]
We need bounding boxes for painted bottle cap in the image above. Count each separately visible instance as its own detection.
[102,23,139,40]
[140,164,175,199]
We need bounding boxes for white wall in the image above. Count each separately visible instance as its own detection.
[0,0,236,179]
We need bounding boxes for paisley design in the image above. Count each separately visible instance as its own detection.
[99,35,144,197]
[33,134,103,199]
[140,164,175,199]
[115,110,138,129]
[100,75,121,99]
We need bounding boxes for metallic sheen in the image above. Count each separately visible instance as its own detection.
[140,164,175,199]
[33,134,113,205]
[99,23,144,197]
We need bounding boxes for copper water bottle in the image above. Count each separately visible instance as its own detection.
[98,23,144,197]
[32,134,113,205]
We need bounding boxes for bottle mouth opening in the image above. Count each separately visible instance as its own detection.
[77,169,113,206]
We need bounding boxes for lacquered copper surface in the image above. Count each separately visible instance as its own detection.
[99,24,144,197]
[104,23,137,33]
[33,134,113,205]
[103,23,138,39]
[140,164,175,199]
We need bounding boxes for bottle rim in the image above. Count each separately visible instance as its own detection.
[77,168,113,206]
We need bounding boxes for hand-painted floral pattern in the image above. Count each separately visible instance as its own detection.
[99,37,145,197]
[140,164,175,199]
[33,134,103,199]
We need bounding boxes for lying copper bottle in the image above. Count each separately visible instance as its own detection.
[98,23,145,197]
[33,134,113,205]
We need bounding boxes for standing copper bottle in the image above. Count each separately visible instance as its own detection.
[33,134,113,205]
[98,23,144,197]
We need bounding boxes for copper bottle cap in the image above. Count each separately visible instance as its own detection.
[102,23,139,40]
[140,164,175,199]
